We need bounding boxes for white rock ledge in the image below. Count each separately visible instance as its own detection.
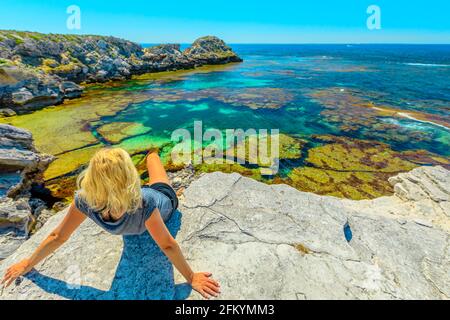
[1,166,449,300]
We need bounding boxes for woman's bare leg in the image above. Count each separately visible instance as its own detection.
[146,151,185,196]
[146,152,170,185]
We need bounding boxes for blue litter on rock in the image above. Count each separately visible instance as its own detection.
[343,222,353,242]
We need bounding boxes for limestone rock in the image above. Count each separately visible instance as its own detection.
[0,108,16,117]
[0,123,33,150]
[59,81,83,99]
[0,124,55,259]
[0,172,21,197]
[0,65,66,112]
[0,124,38,171]
[0,148,40,170]
[0,197,33,259]
[0,167,448,300]
[32,208,57,231]
[0,124,54,197]
[388,165,450,203]
[167,163,196,191]
[184,36,243,65]
[345,166,450,231]
[142,44,194,71]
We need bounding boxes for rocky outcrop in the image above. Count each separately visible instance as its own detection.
[342,165,450,232]
[184,36,243,65]
[0,31,242,113]
[140,37,242,72]
[0,166,448,300]
[141,44,195,71]
[0,124,54,197]
[0,124,54,259]
[0,197,33,259]
[0,59,83,113]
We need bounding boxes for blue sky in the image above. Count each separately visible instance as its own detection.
[1,0,449,43]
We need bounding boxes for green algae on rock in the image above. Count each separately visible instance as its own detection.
[281,135,449,200]
[287,167,398,199]
[0,87,152,155]
[305,135,418,173]
[222,133,304,164]
[196,133,306,181]
[43,144,104,181]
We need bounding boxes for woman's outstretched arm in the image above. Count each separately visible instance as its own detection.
[145,209,221,299]
[1,202,86,287]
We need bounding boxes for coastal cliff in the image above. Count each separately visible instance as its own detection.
[0,166,448,300]
[0,31,242,113]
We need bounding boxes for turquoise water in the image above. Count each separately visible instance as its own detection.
[93,44,450,160]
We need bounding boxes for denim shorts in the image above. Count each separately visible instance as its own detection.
[143,182,178,221]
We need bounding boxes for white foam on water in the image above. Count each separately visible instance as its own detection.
[397,112,449,131]
[382,115,449,132]
[403,63,450,67]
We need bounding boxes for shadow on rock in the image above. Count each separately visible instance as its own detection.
[25,210,192,300]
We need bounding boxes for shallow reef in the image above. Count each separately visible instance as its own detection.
[130,86,294,110]
[96,122,152,144]
[281,135,449,199]
[1,54,449,203]
[309,87,449,136]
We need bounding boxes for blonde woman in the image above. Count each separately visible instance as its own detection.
[2,148,220,299]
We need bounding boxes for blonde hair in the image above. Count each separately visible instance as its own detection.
[76,148,142,221]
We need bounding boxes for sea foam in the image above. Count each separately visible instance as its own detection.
[403,63,449,67]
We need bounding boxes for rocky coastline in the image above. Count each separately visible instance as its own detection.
[0,31,242,113]
[0,31,448,300]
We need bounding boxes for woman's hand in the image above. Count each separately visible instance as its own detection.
[190,272,220,299]
[1,258,33,288]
